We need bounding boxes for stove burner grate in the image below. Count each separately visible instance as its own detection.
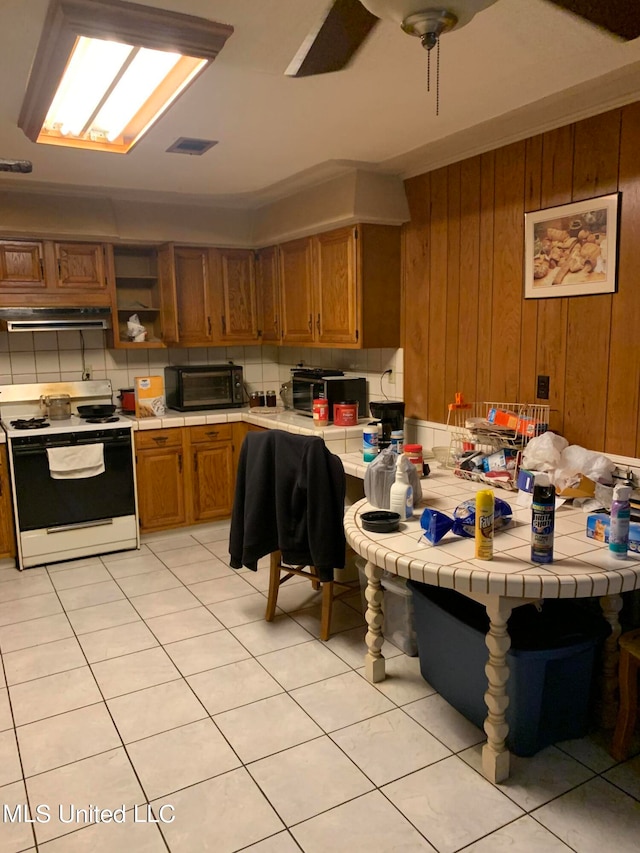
[84,416,119,424]
[10,418,50,430]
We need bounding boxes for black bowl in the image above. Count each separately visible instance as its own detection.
[361,510,401,533]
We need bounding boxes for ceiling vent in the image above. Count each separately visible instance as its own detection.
[166,137,218,155]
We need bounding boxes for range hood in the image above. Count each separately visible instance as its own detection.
[0,307,111,332]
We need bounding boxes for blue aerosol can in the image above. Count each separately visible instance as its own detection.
[531,472,555,564]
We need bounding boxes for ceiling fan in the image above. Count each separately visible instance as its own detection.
[285,0,640,79]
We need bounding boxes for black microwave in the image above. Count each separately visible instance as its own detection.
[292,369,367,421]
[165,365,244,411]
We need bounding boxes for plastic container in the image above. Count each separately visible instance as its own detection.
[475,489,494,560]
[407,581,605,756]
[390,429,404,454]
[389,455,413,520]
[363,424,379,462]
[404,444,423,477]
[531,472,555,564]
[610,483,632,559]
[312,398,329,427]
[358,563,418,656]
[333,401,359,426]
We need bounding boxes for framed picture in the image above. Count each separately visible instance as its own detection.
[524,192,620,298]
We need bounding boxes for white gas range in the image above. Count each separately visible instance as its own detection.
[0,380,140,570]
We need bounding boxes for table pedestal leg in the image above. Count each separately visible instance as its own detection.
[364,560,385,683]
[482,598,513,784]
[598,593,623,729]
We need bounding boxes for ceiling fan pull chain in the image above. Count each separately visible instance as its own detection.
[426,48,431,92]
[436,38,440,116]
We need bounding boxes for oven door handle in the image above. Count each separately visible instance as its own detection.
[46,518,114,534]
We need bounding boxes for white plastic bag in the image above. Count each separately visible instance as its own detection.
[521,431,568,472]
[127,314,147,342]
[555,445,615,486]
[364,449,422,509]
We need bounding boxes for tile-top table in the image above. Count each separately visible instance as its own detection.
[344,466,640,783]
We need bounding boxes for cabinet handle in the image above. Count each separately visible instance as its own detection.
[316,313,321,333]
[152,436,168,443]
[221,315,226,334]
[308,314,312,332]
[178,453,182,474]
[57,260,62,279]
[193,452,198,472]
[205,430,219,438]
[208,316,212,335]
[274,316,278,333]
[39,259,44,279]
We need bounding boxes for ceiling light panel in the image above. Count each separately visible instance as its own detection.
[19,0,233,155]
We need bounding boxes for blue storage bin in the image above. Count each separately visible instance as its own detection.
[407,581,606,756]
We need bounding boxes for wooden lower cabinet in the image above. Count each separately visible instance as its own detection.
[135,424,244,533]
[189,425,234,522]
[0,446,16,560]
[135,430,186,532]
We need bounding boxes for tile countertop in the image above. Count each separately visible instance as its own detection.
[126,407,369,458]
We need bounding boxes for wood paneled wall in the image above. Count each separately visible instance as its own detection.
[403,102,640,458]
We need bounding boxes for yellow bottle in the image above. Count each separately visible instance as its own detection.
[475,489,494,560]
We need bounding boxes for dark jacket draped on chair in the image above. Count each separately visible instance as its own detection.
[229,430,346,581]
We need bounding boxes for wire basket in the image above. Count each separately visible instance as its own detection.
[446,401,550,490]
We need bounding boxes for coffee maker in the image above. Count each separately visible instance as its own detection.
[369,400,405,449]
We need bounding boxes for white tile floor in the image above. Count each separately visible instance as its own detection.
[0,523,639,852]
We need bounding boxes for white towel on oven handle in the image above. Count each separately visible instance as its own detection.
[46,443,105,479]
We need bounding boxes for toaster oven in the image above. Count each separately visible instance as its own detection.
[164,365,244,411]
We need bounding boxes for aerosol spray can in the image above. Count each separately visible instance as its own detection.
[609,483,632,560]
[531,472,555,564]
[363,423,379,462]
[475,489,495,560]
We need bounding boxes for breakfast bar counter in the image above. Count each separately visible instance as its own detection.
[344,467,640,783]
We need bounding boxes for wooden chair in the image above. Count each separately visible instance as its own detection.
[265,551,356,641]
[611,627,640,761]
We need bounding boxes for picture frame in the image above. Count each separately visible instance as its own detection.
[524,192,620,299]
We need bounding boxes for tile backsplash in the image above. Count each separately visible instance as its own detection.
[0,331,403,410]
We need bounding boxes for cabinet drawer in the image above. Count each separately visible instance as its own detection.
[135,428,183,449]
[189,424,232,444]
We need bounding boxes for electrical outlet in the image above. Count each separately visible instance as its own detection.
[83,365,92,380]
[387,369,394,385]
[536,374,549,399]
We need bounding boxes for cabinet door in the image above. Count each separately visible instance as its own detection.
[0,241,46,290]
[157,244,179,345]
[191,442,234,521]
[279,237,314,344]
[255,246,280,343]
[0,446,16,559]
[174,247,213,345]
[313,226,358,345]
[214,248,258,343]
[135,438,186,532]
[54,243,107,292]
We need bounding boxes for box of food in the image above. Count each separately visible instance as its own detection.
[134,375,166,418]
[586,513,640,553]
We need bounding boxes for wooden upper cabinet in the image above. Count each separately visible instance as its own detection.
[313,227,358,346]
[54,242,107,291]
[256,245,280,344]
[279,237,315,344]
[0,241,46,290]
[212,248,258,343]
[174,247,214,346]
[277,224,400,349]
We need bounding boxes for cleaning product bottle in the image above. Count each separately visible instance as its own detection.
[389,454,414,521]
[609,483,632,560]
[531,472,555,564]
[475,489,494,560]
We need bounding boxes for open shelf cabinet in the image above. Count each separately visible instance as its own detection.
[112,245,165,348]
